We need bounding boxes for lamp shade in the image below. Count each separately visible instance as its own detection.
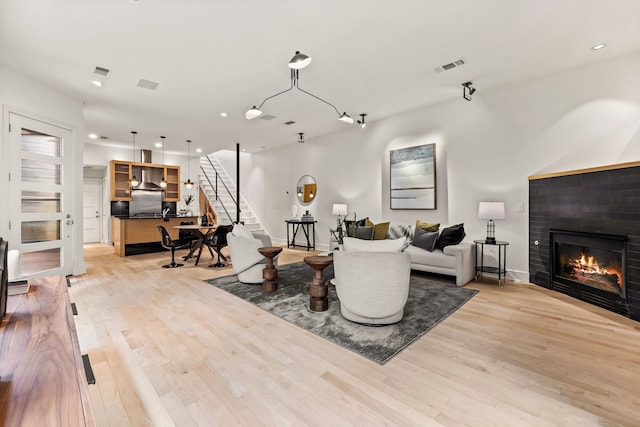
[288,51,312,69]
[245,106,262,120]
[478,202,505,220]
[338,112,354,124]
[332,203,348,216]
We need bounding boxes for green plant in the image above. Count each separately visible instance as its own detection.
[346,212,359,238]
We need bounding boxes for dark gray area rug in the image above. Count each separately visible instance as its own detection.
[204,262,478,365]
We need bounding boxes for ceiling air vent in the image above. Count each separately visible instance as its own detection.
[284,121,295,126]
[93,66,111,77]
[259,114,277,121]
[137,78,159,91]
[434,58,466,73]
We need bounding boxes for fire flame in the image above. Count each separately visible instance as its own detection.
[576,253,622,285]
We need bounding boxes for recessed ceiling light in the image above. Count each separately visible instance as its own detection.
[91,80,103,87]
[155,142,162,148]
[88,133,98,139]
[220,112,228,117]
[196,148,202,153]
[241,148,246,152]
[591,43,607,50]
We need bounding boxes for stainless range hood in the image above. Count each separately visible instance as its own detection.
[134,149,164,190]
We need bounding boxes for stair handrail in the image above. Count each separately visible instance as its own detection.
[199,165,234,224]
[199,154,239,224]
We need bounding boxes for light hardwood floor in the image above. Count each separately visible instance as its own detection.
[70,244,640,426]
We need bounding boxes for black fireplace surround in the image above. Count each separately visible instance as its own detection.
[529,164,640,321]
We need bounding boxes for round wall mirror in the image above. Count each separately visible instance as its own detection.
[296,175,317,204]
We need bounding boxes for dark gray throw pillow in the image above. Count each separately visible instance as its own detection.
[435,223,466,250]
[355,225,374,240]
[411,227,439,252]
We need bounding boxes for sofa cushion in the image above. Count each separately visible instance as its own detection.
[355,225,374,240]
[435,223,466,250]
[232,223,254,239]
[416,219,440,232]
[387,224,413,249]
[411,227,438,252]
[365,219,391,240]
[344,217,367,232]
[405,245,457,269]
[343,236,406,252]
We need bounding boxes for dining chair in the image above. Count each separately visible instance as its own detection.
[157,225,192,268]
[201,225,233,268]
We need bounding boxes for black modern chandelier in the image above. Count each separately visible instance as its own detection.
[245,51,354,124]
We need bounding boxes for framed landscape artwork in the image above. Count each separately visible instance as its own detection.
[390,143,436,209]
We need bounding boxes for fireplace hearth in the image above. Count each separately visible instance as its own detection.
[551,230,628,314]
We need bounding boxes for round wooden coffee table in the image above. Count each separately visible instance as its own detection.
[257,246,282,292]
[304,255,334,312]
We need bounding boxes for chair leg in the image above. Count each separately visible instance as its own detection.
[209,247,226,268]
[163,247,183,268]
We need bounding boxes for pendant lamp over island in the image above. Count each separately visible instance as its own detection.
[130,131,139,187]
[184,139,193,189]
[159,135,167,188]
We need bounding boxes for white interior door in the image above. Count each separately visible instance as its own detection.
[8,112,74,277]
[83,179,101,243]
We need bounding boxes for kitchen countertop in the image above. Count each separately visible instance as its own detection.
[113,215,196,220]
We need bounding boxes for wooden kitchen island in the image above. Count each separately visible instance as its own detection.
[112,216,189,257]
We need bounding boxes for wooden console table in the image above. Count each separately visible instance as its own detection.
[0,276,95,426]
[285,219,317,250]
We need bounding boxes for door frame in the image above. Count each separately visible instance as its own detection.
[2,105,85,276]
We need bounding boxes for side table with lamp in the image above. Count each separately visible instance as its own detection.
[476,201,508,284]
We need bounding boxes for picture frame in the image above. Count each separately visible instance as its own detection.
[390,143,436,209]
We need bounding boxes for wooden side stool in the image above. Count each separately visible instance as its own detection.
[257,246,282,292]
[304,255,334,312]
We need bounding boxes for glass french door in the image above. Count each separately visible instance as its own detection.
[8,113,74,277]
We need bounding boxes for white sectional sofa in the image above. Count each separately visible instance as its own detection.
[404,242,475,287]
[341,222,476,287]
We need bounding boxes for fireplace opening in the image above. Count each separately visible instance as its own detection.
[551,230,628,315]
[556,244,624,297]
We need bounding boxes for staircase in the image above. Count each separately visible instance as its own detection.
[199,154,263,232]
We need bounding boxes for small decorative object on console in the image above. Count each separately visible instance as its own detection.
[301,210,314,222]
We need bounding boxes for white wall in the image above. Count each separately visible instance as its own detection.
[239,50,640,282]
[0,64,86,275]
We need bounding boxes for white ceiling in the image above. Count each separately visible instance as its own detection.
[2,0,640,154]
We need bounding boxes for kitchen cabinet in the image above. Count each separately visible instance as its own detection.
[164,166,180,201]
[110,160,181,202]
[110,160,132,200]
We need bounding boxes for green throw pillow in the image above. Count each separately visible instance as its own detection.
[416,219,440,232]
[365,219,391,240]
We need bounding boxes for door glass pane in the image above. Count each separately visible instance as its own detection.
[21,190,61,213]
[21,159,61,184]
[21,248,61,275]
[21,220,61,243]
[21,128,61,157]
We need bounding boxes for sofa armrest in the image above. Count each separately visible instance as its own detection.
[443,242,476,286]
[228,235,268,274]
[251,231,272,248]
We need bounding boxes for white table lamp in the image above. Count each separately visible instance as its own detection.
[478,201,505,244]
[332,203,348,217]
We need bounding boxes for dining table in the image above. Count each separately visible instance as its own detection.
[172,223,217,265]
